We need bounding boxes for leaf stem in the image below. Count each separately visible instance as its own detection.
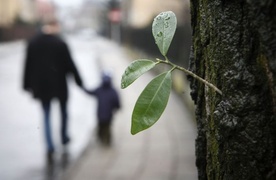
[156,58,222,95]
[165,56,169,62]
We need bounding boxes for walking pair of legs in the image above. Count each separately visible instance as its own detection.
[42,99,70,153]
[97,121,112,146]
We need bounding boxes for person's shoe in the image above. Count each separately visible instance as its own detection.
[46,148,55,164]
[62,137,70,145]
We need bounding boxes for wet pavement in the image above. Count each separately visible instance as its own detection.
[0,34,198,180]
[0,35,100,180]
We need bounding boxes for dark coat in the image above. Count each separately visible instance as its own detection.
[23,33,83,102]
[87,76,120,122]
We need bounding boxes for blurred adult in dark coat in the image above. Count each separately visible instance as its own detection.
[85,72,120,146]
[23,19,83,154]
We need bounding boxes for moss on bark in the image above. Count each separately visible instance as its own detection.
[189,0,276,179]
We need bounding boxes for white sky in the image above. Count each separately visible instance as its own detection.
[52,0,84,7]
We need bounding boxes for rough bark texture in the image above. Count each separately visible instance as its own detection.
[189,0,276,179]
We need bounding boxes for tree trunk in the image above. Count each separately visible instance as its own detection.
[189,0,276,179]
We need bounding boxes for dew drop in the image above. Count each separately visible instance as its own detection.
[164,22,169,28]
[124,71,129,76]
[157,31,163,37]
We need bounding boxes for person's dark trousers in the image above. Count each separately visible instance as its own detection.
[59,100,70,145]
[97,120,112,145]
[41,99,70,152]
[42,100,54,152]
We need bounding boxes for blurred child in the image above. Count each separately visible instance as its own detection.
[85,72,120,146]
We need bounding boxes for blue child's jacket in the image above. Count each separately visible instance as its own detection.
[86,75,120,122]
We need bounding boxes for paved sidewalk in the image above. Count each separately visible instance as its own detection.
[62,37,198,180]
[0,37,101,180]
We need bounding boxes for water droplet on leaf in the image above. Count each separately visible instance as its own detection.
[164,22,169,28]
[157,32,163,37]
[124,71,129,76]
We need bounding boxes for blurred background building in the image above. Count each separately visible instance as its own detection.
[0,0,36,41]
[0,0,191,66]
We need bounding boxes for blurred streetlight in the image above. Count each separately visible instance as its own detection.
[107,0,121,43]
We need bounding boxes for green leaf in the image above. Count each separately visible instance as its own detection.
[152,11,177,57]
[131,71,172,135]
[121,59,156,89]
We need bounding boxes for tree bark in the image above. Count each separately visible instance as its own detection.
[189,0,276,179]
